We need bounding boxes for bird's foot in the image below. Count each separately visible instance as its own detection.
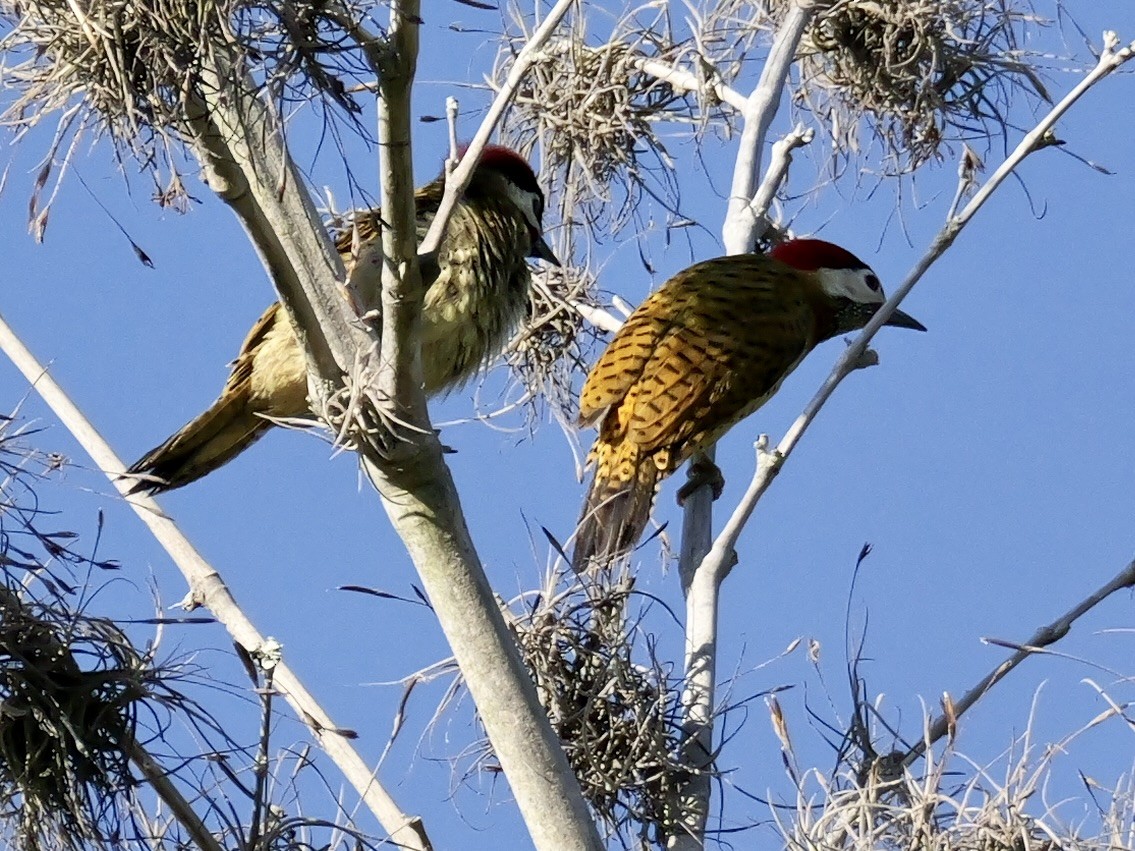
[676,456,725,505]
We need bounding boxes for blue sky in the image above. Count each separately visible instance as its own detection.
[2,2,1135,846]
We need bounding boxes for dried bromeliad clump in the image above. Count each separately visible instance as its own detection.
[0,585,141,849]
[461,576,714,842]
[492,7,725,244]
[501,264,595,425]
[791,0,1048,170]
[0,416,216,851]
[0,0,379,216]
[713,0,1049,172]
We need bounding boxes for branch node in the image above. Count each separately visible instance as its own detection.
[756,438,784,478]
[851,346,880,371]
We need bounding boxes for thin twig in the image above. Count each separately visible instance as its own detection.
[908,557,1135,763]
[445,95,459,164]
[248,652,278,851]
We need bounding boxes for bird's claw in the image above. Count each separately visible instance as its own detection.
[676,456,725,505]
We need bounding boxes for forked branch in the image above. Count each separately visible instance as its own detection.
[352,3,602,849]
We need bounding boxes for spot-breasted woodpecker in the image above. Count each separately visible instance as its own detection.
[572,239,925,571]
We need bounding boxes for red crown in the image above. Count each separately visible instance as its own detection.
[456,143,539,195]
[770,239,869,272]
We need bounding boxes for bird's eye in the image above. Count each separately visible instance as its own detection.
[865,273,882,292]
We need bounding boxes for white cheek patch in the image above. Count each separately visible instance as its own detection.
[818,268,885,305]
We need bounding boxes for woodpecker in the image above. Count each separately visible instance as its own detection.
[127,145,558,494]
[571,239,925,571]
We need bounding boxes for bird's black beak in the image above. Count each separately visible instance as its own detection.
[884,307,927,332]
[530,235,561,267]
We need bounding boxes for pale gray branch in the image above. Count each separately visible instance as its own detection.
[746,124,813,232]
[355,3,602,849]
[0,312,432,851]
[721,0,815,255]
[629,53,748,111]
[911,557,1135,762]
[373,0,426,418]
[571,300,625,334]
[187,4,598,845]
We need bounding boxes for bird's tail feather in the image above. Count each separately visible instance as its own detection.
[124,391,270,495]
[571,443,660,573]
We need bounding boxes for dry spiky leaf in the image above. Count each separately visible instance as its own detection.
[500,264,594,424]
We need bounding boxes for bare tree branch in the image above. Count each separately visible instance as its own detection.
[0,310,433,850]
[372,0,426,418]
[622,52,748,112]
[746,123,813,229]
[571,300,625,334]
[346,3,603,848]
[721,0,816,255]
[910,556,1135,763]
